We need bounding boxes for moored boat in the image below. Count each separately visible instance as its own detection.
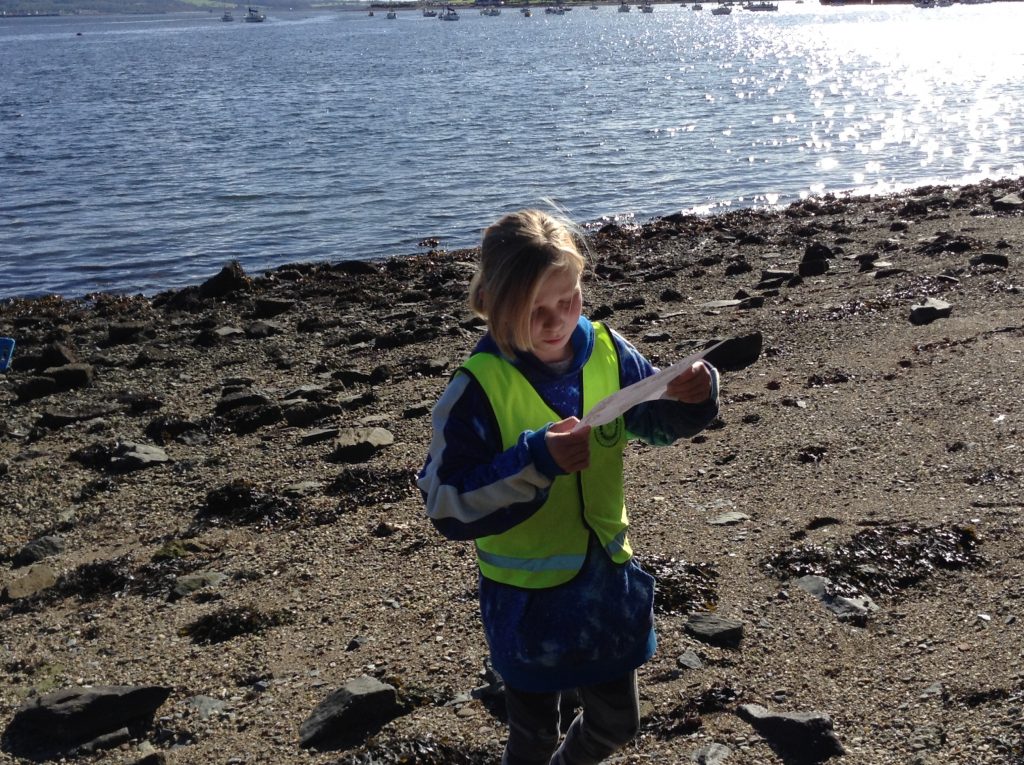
[243,6,265,21]
[221,9,234,21]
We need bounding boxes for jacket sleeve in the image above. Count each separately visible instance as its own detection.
[612,330,721,446]
[417,372,563,541]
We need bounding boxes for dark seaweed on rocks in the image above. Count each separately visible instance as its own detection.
[765,523,984,599]
[184,605,295,644]
[334,734,496,765]
[641,555,719,616]
[55,555,135,601]
[644,684,742,739]
[197,479,304,529]
[328,467,419,507]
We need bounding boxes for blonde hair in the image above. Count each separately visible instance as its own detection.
[470,209,586,358]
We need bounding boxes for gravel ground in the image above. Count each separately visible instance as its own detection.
[1,176,1022,765]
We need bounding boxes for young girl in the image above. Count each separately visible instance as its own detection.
[417,210,719,765]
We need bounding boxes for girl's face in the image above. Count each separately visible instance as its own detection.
[529,267,582,364]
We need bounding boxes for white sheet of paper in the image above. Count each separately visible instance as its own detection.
[575,340,724,431]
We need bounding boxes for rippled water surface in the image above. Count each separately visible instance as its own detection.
[1,4,1022,297]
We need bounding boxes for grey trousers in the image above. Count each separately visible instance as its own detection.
[501,671,641,765]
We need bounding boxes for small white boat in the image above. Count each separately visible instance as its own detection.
[743,1,777,9]
[423,6,437,15]
[243,6,265,21]
[481,6,501,14]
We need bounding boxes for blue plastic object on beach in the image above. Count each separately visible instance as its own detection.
[0,337,15,372]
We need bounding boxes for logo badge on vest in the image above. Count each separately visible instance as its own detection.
[594,417,623,448]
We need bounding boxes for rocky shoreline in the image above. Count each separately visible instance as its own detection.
[1,177,1023,765]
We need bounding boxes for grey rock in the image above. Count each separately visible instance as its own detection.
[909,298,952,326]
[216,388,273,415]
[300,427,341,445]
[111,442,170,471]
[5,685,171,755]
[992,192,1023,211]
[107,322,150,345]
[171,571,228,600]
[708,511,750,526]
[15,375,59,401]
[795,575,879,624]
[71,726,131,755]
[2,563,58,601]
[13,534,64,567]
[684,613,744,648]
[328,427,395,463]
[701,332,762,371]
[677,650,703,671]
[185,695,228,720]
[283,384,330,401]
[246,320,286,338]
[39,406,118,429]
[299,675,403,750]
[131,753,167,765]
[737,703,845,762]
[969,252,1009,269]
[44,362,94,391]
[283,400,341,427]
[254,297,295,318]
[691,742,732,764]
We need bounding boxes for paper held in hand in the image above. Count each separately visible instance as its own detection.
[574,340,725,431]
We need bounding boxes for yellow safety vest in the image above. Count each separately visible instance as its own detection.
[462,322,632,589]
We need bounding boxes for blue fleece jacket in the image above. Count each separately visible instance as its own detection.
[417,316,719,692]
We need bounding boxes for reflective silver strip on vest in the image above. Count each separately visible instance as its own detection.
[477,548,586,573]
[604,529,629,557]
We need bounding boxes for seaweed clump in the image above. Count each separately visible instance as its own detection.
[765,522,983,600]
[197,479,304,529]
[641,555,719,616]
[644,683,742,739]
[336,734,497,765]
[184,605,295,644]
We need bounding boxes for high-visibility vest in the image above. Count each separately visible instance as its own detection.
[461,322,632,589]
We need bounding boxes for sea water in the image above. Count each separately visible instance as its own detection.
[1,3,1022,298]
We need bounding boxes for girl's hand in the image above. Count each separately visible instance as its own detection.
[666,361,713,404]
[546,417,591,474]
